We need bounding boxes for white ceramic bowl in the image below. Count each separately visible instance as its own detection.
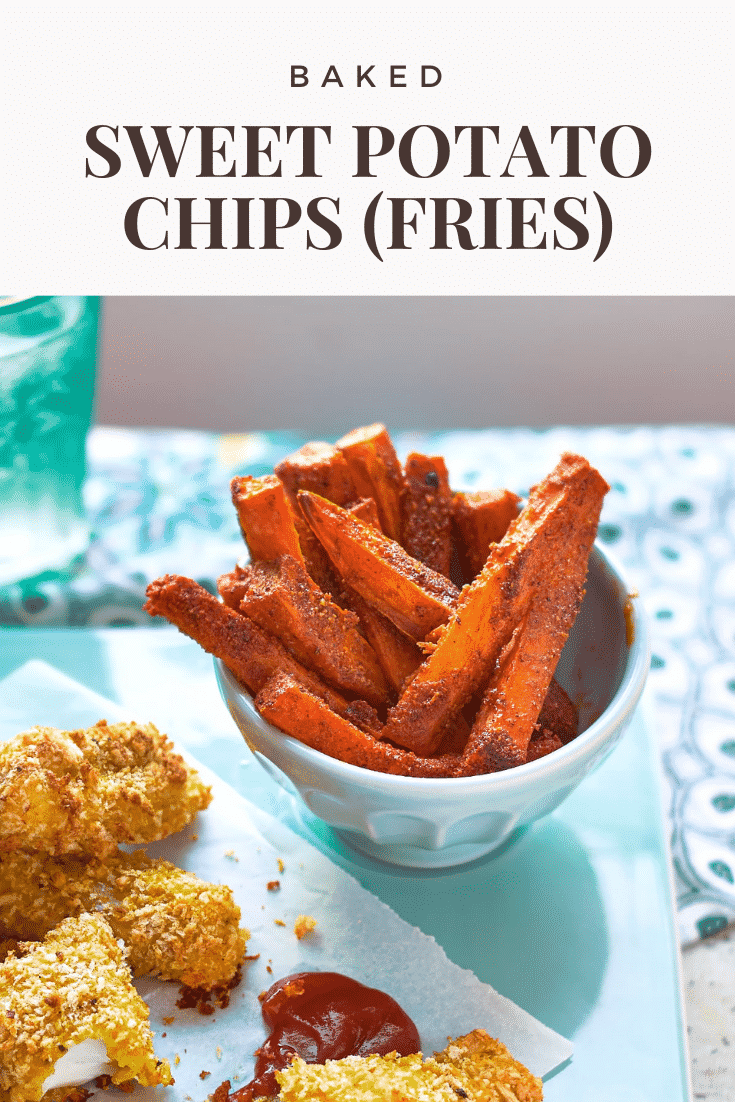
[215,545,649,868]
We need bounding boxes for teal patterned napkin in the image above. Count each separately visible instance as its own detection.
[2,424,734,945]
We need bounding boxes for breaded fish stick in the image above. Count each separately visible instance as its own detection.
[0,849,249,990]
[274,1028,543,1102]
[336,423,405,542]
[231,474,304,564]
[298,491,459,641]
[145,575,380,734]
[402,454,453,576]
[232,557,390,707]
[382,455,608,755]
[255,673,456,778]
[0,913,172,1102]
[0,720,211,859]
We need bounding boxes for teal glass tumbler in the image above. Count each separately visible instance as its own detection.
[0,296,100,585]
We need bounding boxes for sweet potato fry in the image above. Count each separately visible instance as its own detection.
[336,423,404,541]
[347,496,382,530]
[218,565,249,611]
[507,679,575,762]
[401,454,453,576]
[230,475,303,564]
[275,441,356,504]
[233,555,390,707]
[275,441,356,592]
[452,489,522,579]
[342,587,422,695]
[382,454,609,755]
[460,481,603,772]
[313,497,421,694]
[255,673,457,778]
[298,491,459,641]
[144,575,379,733]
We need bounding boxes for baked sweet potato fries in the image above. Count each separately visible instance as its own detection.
[145,426,608,777]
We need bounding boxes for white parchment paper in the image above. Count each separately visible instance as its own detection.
[0,661,573,1100]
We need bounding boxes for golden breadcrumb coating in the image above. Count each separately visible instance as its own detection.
[274,1029,543,1102]
[0,720,211,858]
[293,915,316,940]
[0,849,249,990]
[432,1030,543,1101]
[0,913,172,1102]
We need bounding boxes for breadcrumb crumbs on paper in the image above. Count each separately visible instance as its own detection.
[47,1088,92,1102]
[294,915,317,940]
[267,880,280,891]
[200,1071,211,1080]
[224,849,238,861]
[163,1016,175,1025]
[274,919,286,927]
[175,1055,181,1066]
[176,965,243,1016]
[266,965,273,974]
[277,859,285,873]
[216,1046,223,1060]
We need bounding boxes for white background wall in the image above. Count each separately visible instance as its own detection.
[96,297,733,434]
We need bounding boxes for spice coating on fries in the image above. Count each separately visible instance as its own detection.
[0,913,172,1102]
[0,848,249,990]
[275,441,357,593]
[335,423,404,541]
[144,574,379,734]
[147,427,606,777]
[401,453,453,577]
[224,556,390,707]
[0,720,211,859]
[452,489,522,579]
[382,454,608,756]
[255,672,457,778]
[298,491,459,641]
[231,475,304,565]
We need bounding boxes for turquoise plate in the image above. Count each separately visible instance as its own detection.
[0,630,691,1102]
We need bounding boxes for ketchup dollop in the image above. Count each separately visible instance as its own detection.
[231,971,420,1100]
